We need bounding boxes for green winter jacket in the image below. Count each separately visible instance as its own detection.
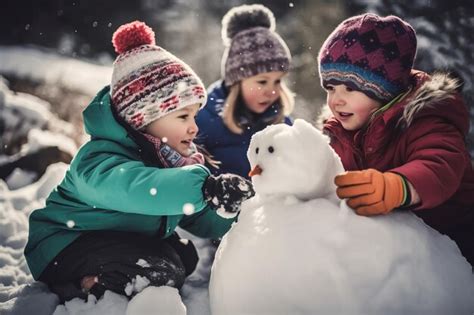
[24,86,234,280]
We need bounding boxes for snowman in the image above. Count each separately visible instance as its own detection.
[209,119,474,315]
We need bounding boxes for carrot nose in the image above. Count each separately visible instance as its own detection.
[248,165,263,177]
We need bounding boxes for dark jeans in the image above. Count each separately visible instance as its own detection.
[39,230,198,303]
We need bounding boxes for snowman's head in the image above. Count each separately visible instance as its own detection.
[247,119,344,200]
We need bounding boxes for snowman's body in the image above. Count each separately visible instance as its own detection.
[209,119,474,315]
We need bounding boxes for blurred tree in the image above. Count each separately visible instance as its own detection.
[0,0,307,60]
[1,0,154,60]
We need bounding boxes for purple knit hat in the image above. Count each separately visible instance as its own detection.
[221,4,291,87]
[110,21,206,130]
[318,13,417,103]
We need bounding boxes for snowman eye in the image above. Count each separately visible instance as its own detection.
[256,147,259,154]
[268,146,274,153]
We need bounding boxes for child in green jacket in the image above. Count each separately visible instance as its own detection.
[24,21,253,302]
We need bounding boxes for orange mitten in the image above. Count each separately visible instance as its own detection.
[335,169,405,216]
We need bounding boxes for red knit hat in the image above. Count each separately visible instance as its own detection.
[110,21,206,130]
[318,14,417,103]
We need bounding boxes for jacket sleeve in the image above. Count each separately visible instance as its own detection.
[71,144,210,216]
[390,116,469,209]
[178,206,235,239]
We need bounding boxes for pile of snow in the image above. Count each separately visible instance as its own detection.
[210,119,474,315]
[0,163,69,315]
[0,78,76,156]
[0,46,111,96]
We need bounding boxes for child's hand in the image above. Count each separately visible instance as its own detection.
[334,169,404,216]
[203,174,255,213]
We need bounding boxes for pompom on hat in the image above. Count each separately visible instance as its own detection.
[221,4,291,87]
[318,13,417,103]
[110,21,206,130]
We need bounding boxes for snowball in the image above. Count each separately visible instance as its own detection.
[136,259,150,268]
[126,286,186,315]
[124,275,150,297]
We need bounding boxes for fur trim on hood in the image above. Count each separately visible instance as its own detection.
[399,72,461,128]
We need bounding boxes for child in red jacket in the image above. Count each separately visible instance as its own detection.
[317,13,474,265]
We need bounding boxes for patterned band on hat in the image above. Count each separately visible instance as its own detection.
[318,14,417,103]
[320,63,399,102]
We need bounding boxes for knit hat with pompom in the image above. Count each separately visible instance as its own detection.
[318,14,417,103]
[110,21,206,130]
[221,4,291,87]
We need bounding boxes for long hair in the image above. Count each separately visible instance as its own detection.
[222,81,295,134]
[196,143,221,169]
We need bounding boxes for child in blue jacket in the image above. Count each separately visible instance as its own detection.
[196,4,295,178]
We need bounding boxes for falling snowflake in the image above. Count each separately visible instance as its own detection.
[183,203,195,215]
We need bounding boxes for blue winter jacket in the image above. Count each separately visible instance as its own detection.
[196,80,292,178]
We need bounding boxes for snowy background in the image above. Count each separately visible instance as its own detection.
[1,0,473,314]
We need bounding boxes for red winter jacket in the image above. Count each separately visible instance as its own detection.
[322,71,474,262]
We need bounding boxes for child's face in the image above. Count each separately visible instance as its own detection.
[145,103,200,157]
[326,84,382,131]
[240,71,285,114]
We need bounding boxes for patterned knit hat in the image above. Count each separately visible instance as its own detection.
[110,21,206,130]
[221,4,291,87]
[318,13,417,103]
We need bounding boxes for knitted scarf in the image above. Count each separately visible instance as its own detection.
[143,133,204,168]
